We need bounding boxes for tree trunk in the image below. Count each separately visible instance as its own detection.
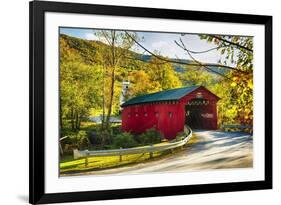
[77,115,81,130]
[75,111,80,131]
[101,65,106,130]
[71,108,75,131]
[59,96,63,130]
[105,68,115,129]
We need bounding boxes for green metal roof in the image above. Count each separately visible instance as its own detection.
[122,86,200,107]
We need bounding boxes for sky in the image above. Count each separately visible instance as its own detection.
[60,27,226,65]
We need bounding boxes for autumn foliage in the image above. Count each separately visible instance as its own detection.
[59,32,253,136]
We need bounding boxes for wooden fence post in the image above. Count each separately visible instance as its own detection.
[85,150,89,167]
[149,144,153,159]
[119,147,122,162]
[85,157,88,167]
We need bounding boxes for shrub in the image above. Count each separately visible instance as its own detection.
[113,132,137,148]
[98,128,113,145]
[76,130,91,150]
[175,132,185,141]
[139,127,162,145]
[63,143,79,154]
[61,131,90,152]
[88,125,114,146]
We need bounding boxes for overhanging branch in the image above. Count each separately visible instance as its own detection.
[124,31,245,73]
[175,39,250,89]
[175,39,231,80]
[209,35,253,52]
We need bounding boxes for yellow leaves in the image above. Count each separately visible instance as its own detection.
[245,108,250,114]
[231,82,237,87]
[232,77,238,81]
[128,70,161,96]
[247,80,253,89]
[230,76,240,87]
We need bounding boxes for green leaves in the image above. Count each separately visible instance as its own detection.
[145,56,182,90]
[113,132,137,148]
[199,34,253,128]
[138,128,162,145]
[60,32,254,134]
[60,36,103,130]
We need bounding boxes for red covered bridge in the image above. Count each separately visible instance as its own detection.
[121,86,220,140]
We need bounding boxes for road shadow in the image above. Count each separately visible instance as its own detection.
[191,130,252,150]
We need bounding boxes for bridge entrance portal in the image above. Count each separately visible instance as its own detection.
[185,98,216,130]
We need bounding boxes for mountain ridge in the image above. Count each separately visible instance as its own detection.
[60,33,226,75]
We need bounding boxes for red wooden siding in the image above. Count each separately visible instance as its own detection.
[121,86,219,140]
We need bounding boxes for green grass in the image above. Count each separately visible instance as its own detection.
[59,140,177,174]
[60,151,163,174]
[59,124,194,175]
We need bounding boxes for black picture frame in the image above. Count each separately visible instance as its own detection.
[29,0,272,204]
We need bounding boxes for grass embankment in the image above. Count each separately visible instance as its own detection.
[60,152,162,174]
[60,140,170,174]
[60,122,197,175]
[60,135,198,175]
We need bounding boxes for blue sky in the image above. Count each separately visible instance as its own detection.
[60,27,225,64]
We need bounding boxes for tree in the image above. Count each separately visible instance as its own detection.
[198,35,254,126]
[173,34,253,127]
[60,36,103,131]
[95,31,137,130]
[199,35,253,71]
[127,70,161,96]
[146,56,182,90]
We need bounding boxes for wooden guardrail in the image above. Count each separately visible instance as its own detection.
[73,126,192,164]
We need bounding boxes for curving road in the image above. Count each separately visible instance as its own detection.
[67,130,253,176]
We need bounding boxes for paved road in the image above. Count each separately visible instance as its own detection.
[68,130,253,176]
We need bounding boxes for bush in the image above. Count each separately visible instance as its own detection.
[87,125,114,145]
[60,128,76,142]
[87,125,122,149]
[76,130,91,150]
[113,132,137,148]
[139,128,162,145]
[175,132,185,141]
[61,130,91,152]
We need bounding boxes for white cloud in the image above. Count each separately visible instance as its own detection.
[151,41,170,51]
[149,40,184,58]
[84,32,98,41]
[84,32,110,45]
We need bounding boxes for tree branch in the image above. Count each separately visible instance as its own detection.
[124,31,245,73]
[209,35,253,52]
[184,45,227,54]
[175,39,231,80]
[175,38,250,89]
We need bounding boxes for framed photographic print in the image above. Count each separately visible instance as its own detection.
[29,0,272,204]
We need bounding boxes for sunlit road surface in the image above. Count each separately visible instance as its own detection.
[68,130,253,176]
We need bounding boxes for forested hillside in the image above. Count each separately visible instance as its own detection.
[59,32,253,136]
